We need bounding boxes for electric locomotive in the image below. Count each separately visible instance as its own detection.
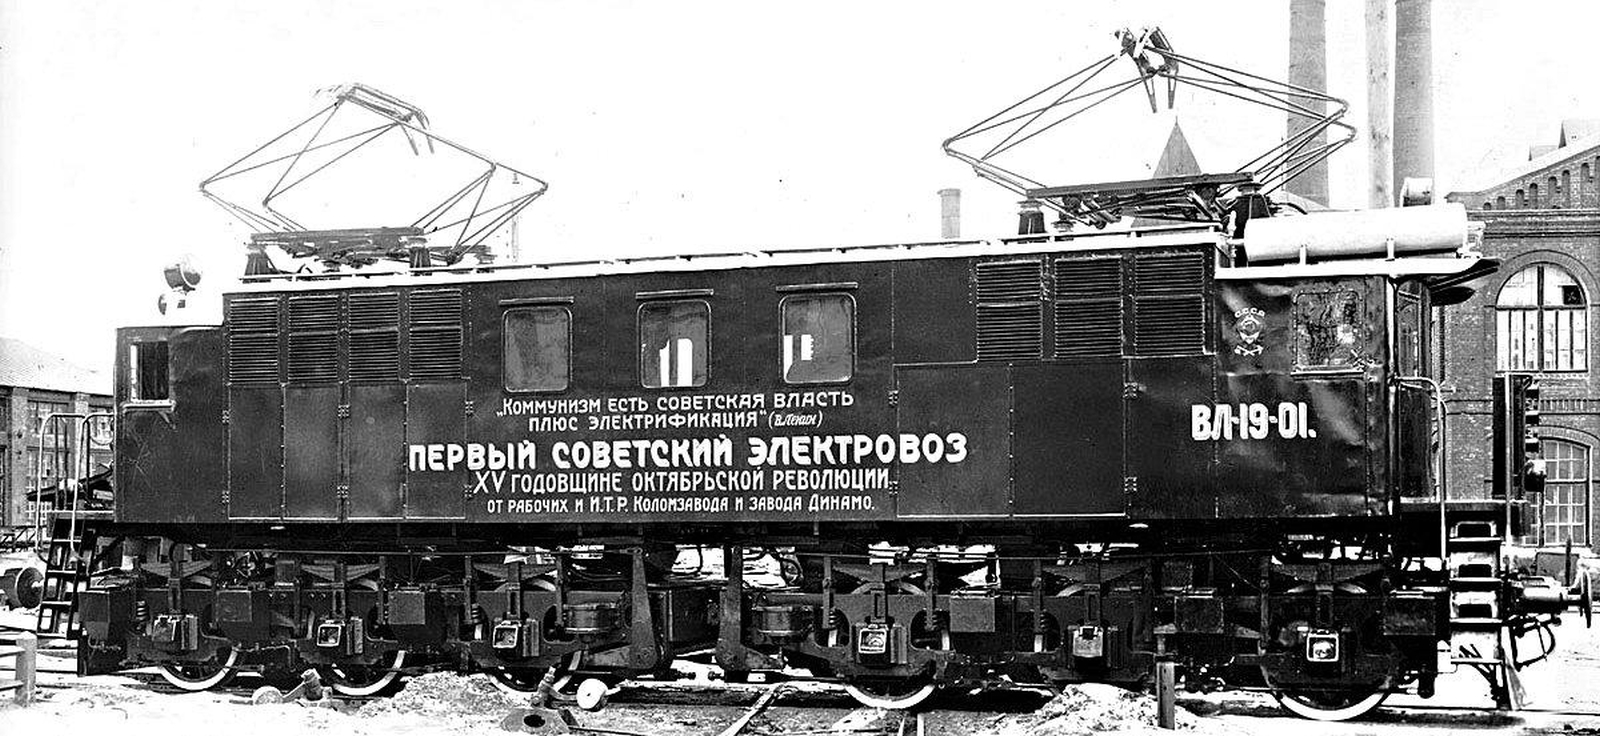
[46,33,1592,720]
[57,196,1576,720]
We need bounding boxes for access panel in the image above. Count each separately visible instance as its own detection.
[227,387,283,519]
[1011,362,1126,516]
[283,387,341,519]
[348,384,406,519]
[895,364,1011,518]
[405,383,466,519]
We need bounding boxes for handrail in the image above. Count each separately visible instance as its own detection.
[0,632,37,705]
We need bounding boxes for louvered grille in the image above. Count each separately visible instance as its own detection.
[287,296,341,331]
[409,328,462,379]
[975,260,1044,361]
[410,289,463,326]
[349,332,400,382]
[408,289,463,380]
[228,297,280,332]
[976,260,1045,301]
[226,297,280,385]
[287,332,339,382]
[1054,257,1123,358]
[348,291,401,382]
[284,295,340,383]
[1130,252,1207,355]
[348,292,400,330]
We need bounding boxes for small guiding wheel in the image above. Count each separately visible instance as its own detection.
[488,651,581,695]
[489,667,549,693]
[1273,687,1388,721]
[843,678,936,710]
[158,647,241,692]
[326,650,406,697]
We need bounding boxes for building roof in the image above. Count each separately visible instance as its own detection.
[1448,129,1600,197]
[0,336,110,396]
[1560,118,1600,147]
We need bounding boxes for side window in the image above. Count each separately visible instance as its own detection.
[130,341,171,401]
[640,300,709,388]
[781,294,854,384]
[503,307,571,392]
[1293,290,1366,370]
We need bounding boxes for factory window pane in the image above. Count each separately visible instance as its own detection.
[130,341,170,401]
[503,307,571,393]
[639,300,708,388]
[1293,290,1366,370]
[1541,439,1590,547]
[1496,264,1588,373]
[781,294,854,384]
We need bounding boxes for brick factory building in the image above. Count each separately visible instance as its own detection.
[0,336,112,531]
[1444,120,1600,551]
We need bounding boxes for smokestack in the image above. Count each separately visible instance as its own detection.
[1286,0,1329,206]
[938,188,961,239]
[1366,0,1393,208]
[1393,0,1435,205]
[1017,199,1046,235]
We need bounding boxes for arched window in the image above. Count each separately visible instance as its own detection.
[1496,195,1507,208]
[1496,263,1589,372]
[1541,439,1591,546]
[1529,183,1539,207]
[1483,201,1492,210]
[1563,170,1572,207]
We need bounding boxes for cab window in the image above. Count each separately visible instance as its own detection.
[1293,290,1365,370]
[130,341,170,401]
[504,307,571,392]
[781,294,853,384]
[640,300,708,388]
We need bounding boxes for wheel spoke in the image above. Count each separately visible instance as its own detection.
[844,680,936,710]
[158,648,240,692]
[1274,688,1388,721]
[327,650,407,696]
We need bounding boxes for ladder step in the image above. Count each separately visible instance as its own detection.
[1452,656,1505,665]
[1450,617,1505,630]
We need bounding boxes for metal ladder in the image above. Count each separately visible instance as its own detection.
[29,411,110,641]
[1444,499,1524,709]
[33,511,89,640]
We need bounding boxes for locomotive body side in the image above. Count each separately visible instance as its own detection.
[85,225,1510,717]
[111,233,1402,534]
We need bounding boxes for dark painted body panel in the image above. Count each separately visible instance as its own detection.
[115,241,1397,527]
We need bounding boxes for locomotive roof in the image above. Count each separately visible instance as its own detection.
[225,220,1486,296]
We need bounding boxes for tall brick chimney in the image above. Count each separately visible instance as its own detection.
[1393,0,1434,205]
[1286,0,1329,206]
[1366,0,1393,208]
[938,188,961,239]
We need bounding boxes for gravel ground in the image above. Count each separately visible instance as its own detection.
[5,615,1600,735]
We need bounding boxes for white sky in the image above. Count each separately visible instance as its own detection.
[1,0,1597,372]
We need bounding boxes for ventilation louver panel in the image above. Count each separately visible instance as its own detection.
[287,332,339,382]
[1130,252,1208,356]
[1053,257,1123,358]
[348,292,400,330]
[286,295,341,383]
[408,289,463,380]
[226,297,281,386]
[975,259,1045,362]
[348,292,401,382]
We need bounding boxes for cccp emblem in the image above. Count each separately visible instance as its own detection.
[1232,307,1265,356]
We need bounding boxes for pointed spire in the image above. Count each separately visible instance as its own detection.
[1153,120,1202,179]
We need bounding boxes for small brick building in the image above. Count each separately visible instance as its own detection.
[0,336,112,530]
[1443,121,1600,551]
